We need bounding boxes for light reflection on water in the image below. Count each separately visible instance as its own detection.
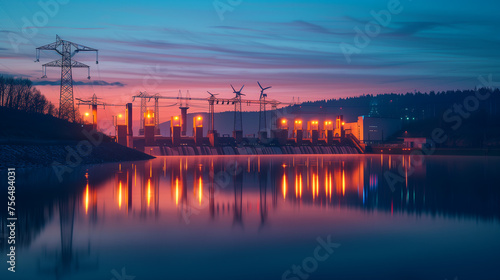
[1,155,500,280]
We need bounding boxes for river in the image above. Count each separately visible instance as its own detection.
[1,155,499,280]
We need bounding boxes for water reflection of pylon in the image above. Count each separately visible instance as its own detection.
[209,159,215,219]
[259,159,268,230]
[233,160,243,228]
[38,189,98,278]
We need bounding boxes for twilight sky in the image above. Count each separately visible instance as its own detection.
[1,0,500,115]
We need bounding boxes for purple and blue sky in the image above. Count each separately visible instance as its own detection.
[1,0,499,114]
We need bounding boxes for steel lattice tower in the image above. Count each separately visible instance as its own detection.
[257,82,272,133]
[231,85,245,133]
[36,35,98,122]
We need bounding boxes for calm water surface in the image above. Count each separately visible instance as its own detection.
[1,155,500,280]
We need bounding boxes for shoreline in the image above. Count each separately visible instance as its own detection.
[369,147,500,156]
[0,141,155,169]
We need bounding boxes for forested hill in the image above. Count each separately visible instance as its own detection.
[292,88,500,122]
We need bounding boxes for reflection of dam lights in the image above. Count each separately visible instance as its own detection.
[325,171,328,197]
[147,178,151,207]
[295,173,303,198]
[118,181,122,209]
[85,184,89,214]
[312,173,316,199]
[316,173,319,199]
[342,170,345,196]
[295,174,298,198]
[175,178,179,206]
[198,177,203,206]
[406,156,409,188]
[329,173,332,200]
[282,173,287,200]
[312,173,319,200]
[300,174,303,198]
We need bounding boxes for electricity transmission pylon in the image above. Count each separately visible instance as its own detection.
[258,81,272,134]
[35,35,98,122]
[231,84,245,131]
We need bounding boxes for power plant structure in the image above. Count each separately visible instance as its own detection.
[73,83,369,156]
[68,80,405,157]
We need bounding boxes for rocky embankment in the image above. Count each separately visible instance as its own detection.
[0,107,154,169]
[0,141,154,169]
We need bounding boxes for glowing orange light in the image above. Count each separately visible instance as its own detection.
[297,173,302,198]
[325,171,329,196]
[312,173,316,200]
[342,122,345,126]
[118,114,122,118]
[147,114,151,118]
[282,172,287,200]
[342,169,345,196]
[118,181,122,209]
[175,178,179,206]
[329,173,332,201]
[197,116,202,120]
[198,176,203,206]
[85,112,89,117]
[84,184,89,214]
[282,120,286,124]
[147,179,151,207]
[295,173,303,199]
[174,116,179,120]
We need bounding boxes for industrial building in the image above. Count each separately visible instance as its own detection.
[340,116,402,144]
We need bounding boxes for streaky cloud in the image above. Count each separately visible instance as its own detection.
[33,80,125,87]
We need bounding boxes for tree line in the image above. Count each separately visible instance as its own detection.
[0,76,57,116]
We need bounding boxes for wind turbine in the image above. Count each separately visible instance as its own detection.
[231,84,245,142]
[258,82,272,136]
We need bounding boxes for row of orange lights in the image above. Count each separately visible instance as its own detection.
[172,116,202,120]
[84,112,122,118]
[289,120,343,126]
